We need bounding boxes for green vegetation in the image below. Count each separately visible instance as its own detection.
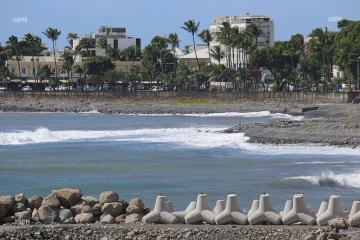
[307,123,319,127]
[0,19,359,93]
[171,97,228,106]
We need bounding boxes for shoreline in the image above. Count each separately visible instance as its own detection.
[1,98,360,148]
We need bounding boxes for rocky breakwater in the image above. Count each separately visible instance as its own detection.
[0,189,149,227]
[222,120,360,148]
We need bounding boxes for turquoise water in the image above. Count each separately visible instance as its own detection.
[0,111,359,212]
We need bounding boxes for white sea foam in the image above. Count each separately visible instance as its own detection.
[1,127,360,156]
[134,111,304,121]
[284,171,360,188]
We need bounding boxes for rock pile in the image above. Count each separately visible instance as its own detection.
[0,189,149,226]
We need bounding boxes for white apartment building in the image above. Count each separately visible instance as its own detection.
[72,26,141,60]
[209,13,275,66]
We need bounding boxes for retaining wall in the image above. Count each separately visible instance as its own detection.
[0,91,359,104]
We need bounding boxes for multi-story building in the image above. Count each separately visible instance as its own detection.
[72,25,141,59]
[209,13,275,67]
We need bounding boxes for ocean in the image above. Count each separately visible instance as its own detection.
[0,111,359,213]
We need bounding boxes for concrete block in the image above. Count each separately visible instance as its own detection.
[316,195,347,226]
[282,194,316,225]
[172,201,196,224]
[248,193,282,225]
[142,196,178,224]
[185,193,215,224]
[214,194,248,225]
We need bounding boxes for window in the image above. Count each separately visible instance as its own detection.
[21,68,26,74]
[114,39,118,49]
[11,68,16,73]
[136,38,141,48]
[266,40,269,44]
[33,68,36,74]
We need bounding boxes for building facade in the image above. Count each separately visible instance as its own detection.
[72,26,141,58]
[209,13,275,66]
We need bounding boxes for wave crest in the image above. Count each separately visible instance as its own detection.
[285,171,360,188]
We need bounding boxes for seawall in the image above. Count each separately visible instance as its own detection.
[0,91,359,104]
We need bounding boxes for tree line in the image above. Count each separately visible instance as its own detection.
[0,19,359,92]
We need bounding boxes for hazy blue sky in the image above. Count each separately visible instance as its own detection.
[1,0,358,51]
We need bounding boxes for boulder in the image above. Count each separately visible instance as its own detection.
[0,196,15,212]
[129,198,145,211]
[28,195,43,209]
[11,203,26,214]
[0,202,6,218]
[38,205,57,224]
[115,214,128,224]
[125,213,142,224]
[99,191,119,204]
[81,196,99,207]
[32,208,40,222]
[126,205,141,214]
[52,188,82,207]
[92,203,102,217]
[75,213,94,224]
[55,209,74,224]
[70,201,88,216]
[15,193,26,204]
[328,217,348,230]
[42,194,60,209]
[100,214,115,224]
[81,206,93,214]
[102,202,124,217]
[0,216,14,224]
[143,208,151,215]
[14,211,31,220]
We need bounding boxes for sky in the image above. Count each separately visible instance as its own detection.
[1,0,359,51]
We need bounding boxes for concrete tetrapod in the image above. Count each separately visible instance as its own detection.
[214,194,248,225]
[316,195,347,226]
[185,193,216,224]
[172,201,196,223]
[280,200,293,216]
[167,200,174,213]
[348,201,360,227]
[142,196,178,224]
[248,193,282,225]
[213,200,226,216]
[316,200,328,218]
[247,200,259,217]
[282,194,316,225]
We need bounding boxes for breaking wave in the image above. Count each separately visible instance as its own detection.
[284,171,360,188]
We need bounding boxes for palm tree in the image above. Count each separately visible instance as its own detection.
[168,33,180,76]
[66,33,79,50]
[97,37,109,70]
[42,27,61,81]
[181,19,201,69]
[198,29,213,66]
[78,38,91,87]
[184,45,191,54]
[210,45,225,65]
[73,65,84,88]
[6,36,22,79]
[60,51,75,87]
[151,36,168,84]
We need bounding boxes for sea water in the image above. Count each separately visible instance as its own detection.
[0,111,359,213]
